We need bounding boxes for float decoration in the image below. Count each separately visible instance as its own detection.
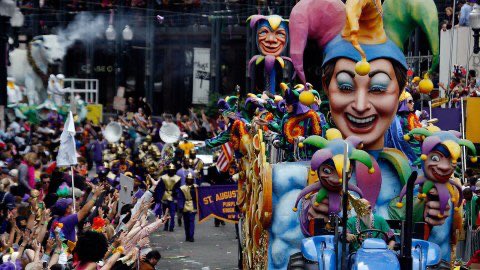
[247,15,291,94]
[397,128,477,215]
[292,131,373,236]
[241,128,272,269]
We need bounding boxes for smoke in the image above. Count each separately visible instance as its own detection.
[56,12,106,49]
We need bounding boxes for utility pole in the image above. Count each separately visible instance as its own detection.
[145,0,155,107]
[211,0,222,94]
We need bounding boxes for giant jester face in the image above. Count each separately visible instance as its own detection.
[257,22,287,57]
[423,150,455,183]
[326,58,400,150]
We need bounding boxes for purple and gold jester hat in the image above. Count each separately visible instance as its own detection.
[280,82,310,115]
[397,127,478,215]
[292,129,374,236]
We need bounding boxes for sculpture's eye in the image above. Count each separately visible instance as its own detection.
[322,167,332,174]
[44,46,50,50]
[431,154,440,162]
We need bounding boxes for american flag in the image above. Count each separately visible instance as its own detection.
[216,142,234,172]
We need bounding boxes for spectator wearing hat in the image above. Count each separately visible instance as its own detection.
[51,184,105,243]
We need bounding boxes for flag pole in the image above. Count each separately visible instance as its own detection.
[71,166,76,213]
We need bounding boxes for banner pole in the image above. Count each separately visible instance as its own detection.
[71,166,76,213]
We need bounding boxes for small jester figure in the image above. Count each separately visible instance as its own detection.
[391,89,422,165]
[247,15,291,94]
[396,127,477,240]
[205,97,251,159]
[292,129,373,236]
[155,163,181,232]
[268,83,322,160]
[294,83,329,137]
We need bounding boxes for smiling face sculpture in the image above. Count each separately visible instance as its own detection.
[324,58,404,150]
[253,15,288,57]
[397,127,478,215]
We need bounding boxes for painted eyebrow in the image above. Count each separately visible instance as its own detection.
[337,70,355,78]
[368,70,391,79]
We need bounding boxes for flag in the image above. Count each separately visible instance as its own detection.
[56,111,78,167]
[216,142,233,172]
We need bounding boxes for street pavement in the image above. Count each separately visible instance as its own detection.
[149,218,240,270]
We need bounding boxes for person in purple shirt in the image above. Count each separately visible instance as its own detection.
[88,133,107,170]
[51,184,105,242]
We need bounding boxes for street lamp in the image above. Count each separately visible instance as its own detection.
[470,4,480,54]
[105,24,116,41]
[122,25,133,41]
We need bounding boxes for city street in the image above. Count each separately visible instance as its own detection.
[150,218,240,270]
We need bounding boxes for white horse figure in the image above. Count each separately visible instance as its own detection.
[8,35,66,105]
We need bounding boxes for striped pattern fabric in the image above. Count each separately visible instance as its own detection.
[217,142,234,172]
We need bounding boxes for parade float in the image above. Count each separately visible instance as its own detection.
[7,34,99,124]
[204,0,480,269]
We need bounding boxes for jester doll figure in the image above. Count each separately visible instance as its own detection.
[205,96,251,158]
[268,83,322,161]
[248,15,291,94]
[292,130,373,237]
[396,128,477,241]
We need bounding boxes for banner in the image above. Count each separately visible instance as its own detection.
[466,97,480,143]
[196,184,239,224]
[192,48,210,104]
[56,111,78,167]
[431,107,462,131]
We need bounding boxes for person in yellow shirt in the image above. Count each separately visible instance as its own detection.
[178,137,195,158]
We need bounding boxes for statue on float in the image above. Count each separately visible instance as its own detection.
[292,130,372,237]
[248,15,291,94]
[396,127,477,240]
[8,35,66,105]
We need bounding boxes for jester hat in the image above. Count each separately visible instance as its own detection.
[398,89,413,113]
[289,0,439,83]
[404,128,478,164]
[280,83,310,115]
[305,131,375,180]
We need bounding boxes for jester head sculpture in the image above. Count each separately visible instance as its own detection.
[397,127,478,216]
[292,129,374,236]
[249,15,289,57]
[281,82,310,116]
[289,0,439,98]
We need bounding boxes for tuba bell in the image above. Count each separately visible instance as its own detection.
[104,122,123,143]
[159,122,181,160]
